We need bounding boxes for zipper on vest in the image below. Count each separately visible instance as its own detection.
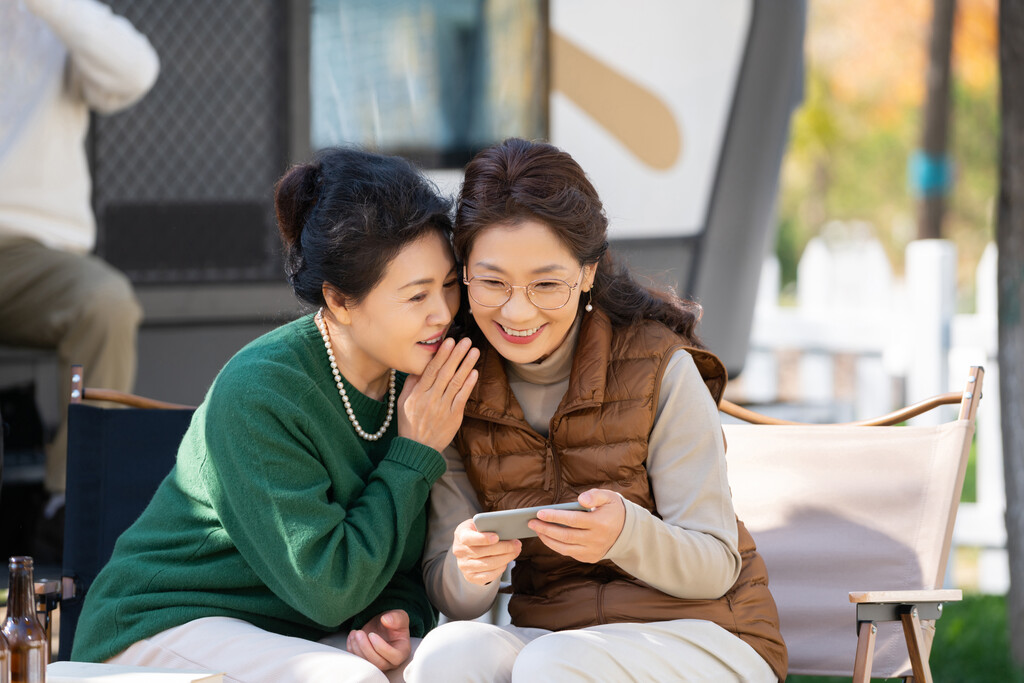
[596,582,607,624]
[547,403,598,502]
[548,442,563,501]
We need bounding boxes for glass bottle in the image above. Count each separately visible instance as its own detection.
[0,627,9,683]
[2,557,46,683]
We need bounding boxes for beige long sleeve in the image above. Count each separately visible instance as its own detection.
[421,443,498,620]
[422,348,742,619]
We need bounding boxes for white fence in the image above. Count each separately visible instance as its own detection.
[726,224,1007,594]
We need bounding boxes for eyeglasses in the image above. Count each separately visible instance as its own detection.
[463,265,585,310]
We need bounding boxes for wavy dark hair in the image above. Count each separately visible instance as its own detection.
[454,137,703,346]
[274,147,453,308]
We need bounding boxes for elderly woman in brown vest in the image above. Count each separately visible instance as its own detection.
[404,138,787,683]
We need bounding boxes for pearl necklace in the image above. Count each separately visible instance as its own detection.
[314,308,396,441]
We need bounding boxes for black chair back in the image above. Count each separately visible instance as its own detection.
[58,403,194,659]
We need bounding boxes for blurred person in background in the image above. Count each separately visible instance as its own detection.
[0,0,159,559]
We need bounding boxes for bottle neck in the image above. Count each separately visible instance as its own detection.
[6,558,35,619]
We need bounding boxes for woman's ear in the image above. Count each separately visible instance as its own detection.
[582,262,599,293]
[322,283,352,325]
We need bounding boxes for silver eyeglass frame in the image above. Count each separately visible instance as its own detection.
[462,265,586,310]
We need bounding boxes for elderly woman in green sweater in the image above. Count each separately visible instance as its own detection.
[71,147,479,682]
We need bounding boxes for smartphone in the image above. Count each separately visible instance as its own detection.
[473,501,591,541]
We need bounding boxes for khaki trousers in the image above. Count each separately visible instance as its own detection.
[110,616,419,683]
[0,236,142,493]
[404,618,778,683]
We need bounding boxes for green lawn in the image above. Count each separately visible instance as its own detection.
[961,434,978,503]
[788,593,1024,682]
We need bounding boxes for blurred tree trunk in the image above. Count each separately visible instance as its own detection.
[918,0,957,239]
[998,0,1024,667]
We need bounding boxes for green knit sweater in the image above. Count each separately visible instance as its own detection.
[71,315,447,663]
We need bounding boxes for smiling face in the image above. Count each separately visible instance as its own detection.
[465,220,596,364]
[324,229,459,394]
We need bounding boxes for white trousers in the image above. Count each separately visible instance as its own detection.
[108,617,420,683]
[403,619,778,683]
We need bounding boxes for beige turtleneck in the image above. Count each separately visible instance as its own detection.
[423,318,742,621]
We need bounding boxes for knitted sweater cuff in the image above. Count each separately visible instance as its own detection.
[385,437,447,484]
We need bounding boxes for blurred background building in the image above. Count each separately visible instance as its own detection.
[0,0,803,409]
[1,0,1006,594]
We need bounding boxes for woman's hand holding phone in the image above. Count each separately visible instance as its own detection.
[452,518,522,586]
[529,489,626,563]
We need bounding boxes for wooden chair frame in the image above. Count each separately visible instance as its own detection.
[720,366,983,683]
[69,364,196,411]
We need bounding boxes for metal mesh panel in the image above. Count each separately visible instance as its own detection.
[92,0,290,283]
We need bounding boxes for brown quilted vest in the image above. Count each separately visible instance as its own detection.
[455,311,788,681]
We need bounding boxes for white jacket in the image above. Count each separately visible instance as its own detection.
[0,0,159,253]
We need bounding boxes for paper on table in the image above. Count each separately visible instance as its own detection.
[47,661,224,682]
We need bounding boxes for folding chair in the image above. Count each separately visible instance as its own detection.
[720,366,983,682]
[41,364,197,660]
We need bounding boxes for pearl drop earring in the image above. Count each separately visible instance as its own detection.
[585,292,594,313]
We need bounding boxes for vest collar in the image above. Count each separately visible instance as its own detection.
[560,309,612,411]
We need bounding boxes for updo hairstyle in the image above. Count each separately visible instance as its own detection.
[275,147,453,308]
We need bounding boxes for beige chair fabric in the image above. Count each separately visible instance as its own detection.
[724,419,973,678]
